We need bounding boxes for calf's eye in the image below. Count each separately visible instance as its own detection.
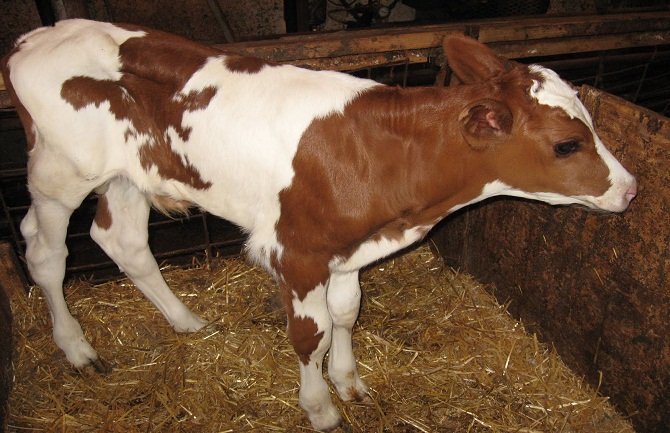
[553,140,581,157]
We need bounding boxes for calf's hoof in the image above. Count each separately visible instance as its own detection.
[57,329,101,370]
[171,310,208,333]
[331,371,370,402]
[307,406,342,432]
[90,356,112,374]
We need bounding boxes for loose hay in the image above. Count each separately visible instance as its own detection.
[7,245,634,432]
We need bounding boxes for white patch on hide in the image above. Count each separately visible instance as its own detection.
[330,225,432,273]
[528,65,636,212]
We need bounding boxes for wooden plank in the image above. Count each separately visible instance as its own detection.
[0,242,14,431]
[286,30,670,71]
[491,31,670,59]
[0,241,28,300]
[214,26,457,61]
[216,12,670,61]
[1,12,669,105]
[476,12,670,43]
[287,50,431,71]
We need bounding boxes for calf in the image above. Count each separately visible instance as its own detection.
[2,19,636,431]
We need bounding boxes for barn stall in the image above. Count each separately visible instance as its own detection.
[0,1,669,432]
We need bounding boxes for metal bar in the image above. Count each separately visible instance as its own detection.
[58,210,221,239]
[49,0,67,20]
[201,212,212,267]
[632,46,657,103]
[63,237,245,274]
[0,168,27,179]
[2,204,30,213]
[205,0,236,43]
[402,61,409,88]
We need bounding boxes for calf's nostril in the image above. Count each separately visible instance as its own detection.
[625,183,638,203]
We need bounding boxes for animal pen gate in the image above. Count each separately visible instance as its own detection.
[0,11,669,433]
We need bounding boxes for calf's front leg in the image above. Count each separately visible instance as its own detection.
[284,281,342,431]
[327,270,368,401]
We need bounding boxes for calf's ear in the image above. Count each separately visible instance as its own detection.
[459,99,513,150]
[443,34,506,84]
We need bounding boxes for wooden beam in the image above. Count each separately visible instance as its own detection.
[286,50,431,71]
[0,242,28,300]
[1,12,669,105]
[214,11,670,62]
[490,31,670,59]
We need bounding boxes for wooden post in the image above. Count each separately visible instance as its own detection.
[0,242,18,431]
[0,241,28,300]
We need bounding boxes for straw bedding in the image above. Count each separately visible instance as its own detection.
[6,244,634,432]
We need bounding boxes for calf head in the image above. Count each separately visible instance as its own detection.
[444,35,637,212]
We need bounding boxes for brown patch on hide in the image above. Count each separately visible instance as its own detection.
[275,252,329,365]
[170,86,218,142]
[58,26,217,192]
[95,194,112,230]
[287,309,324,365]
[60,75,213,191]
[177,86,218,112]
[138,143,212,190]
[117,28,219,190]
[280,251,331,299]
[116,23,221,82]
[224,54,272,74]
[276,85,472,270]
[61,76,130,120]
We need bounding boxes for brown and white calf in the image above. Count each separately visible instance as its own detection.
[2,19,636,430]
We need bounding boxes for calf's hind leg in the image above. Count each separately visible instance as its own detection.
[90,178,207,332]
[21,193,105,370]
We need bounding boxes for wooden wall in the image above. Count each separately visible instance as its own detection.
[0,243,22,433]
